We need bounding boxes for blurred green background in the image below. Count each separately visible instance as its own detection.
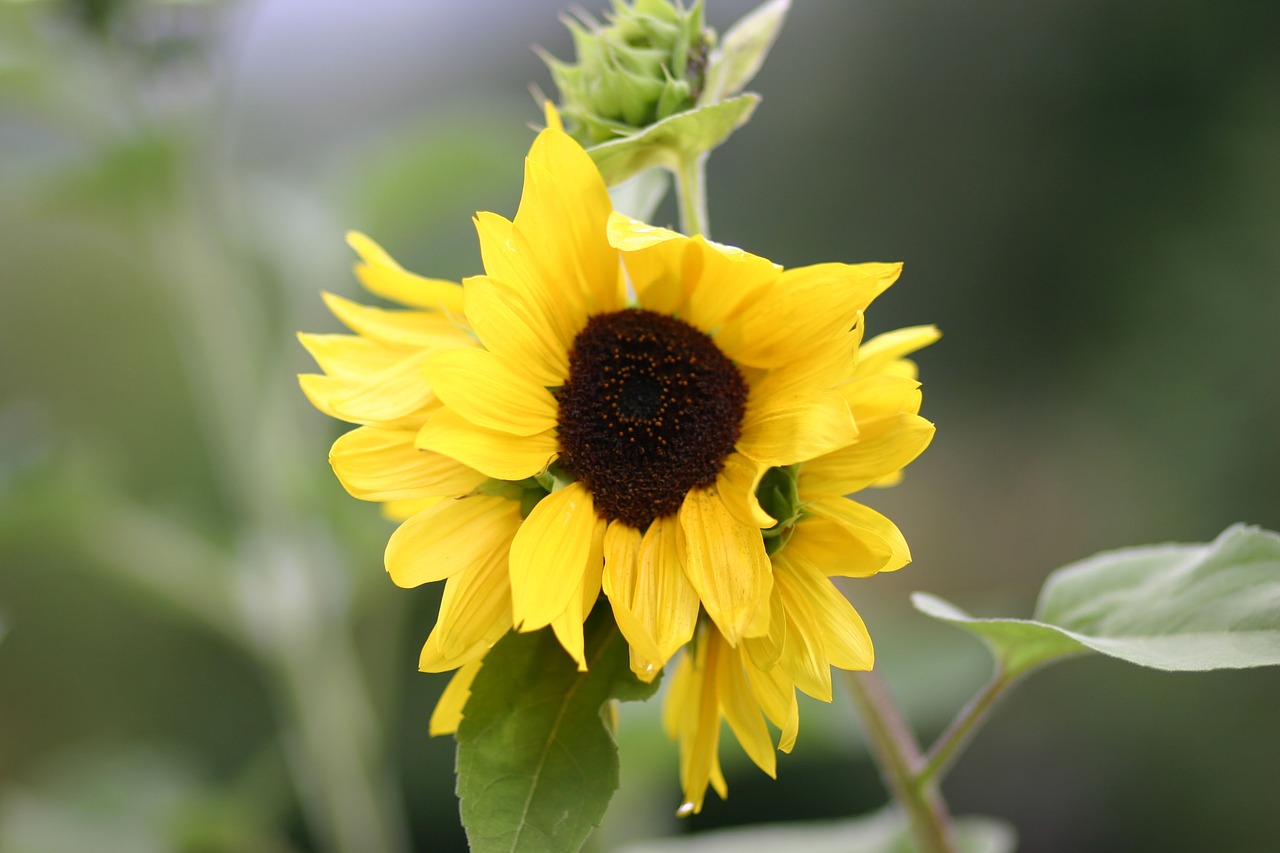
[1,1,1277,851]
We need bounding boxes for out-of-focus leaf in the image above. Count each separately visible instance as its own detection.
[0,747,289,853]
[699,0,791,106]
[457,606,660,853]
[620,809,1016,853]
[913,524,1280,677]
[587,94,758,187]
[44,133,181,214]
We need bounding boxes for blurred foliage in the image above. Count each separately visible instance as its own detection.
[1,1,1278,852]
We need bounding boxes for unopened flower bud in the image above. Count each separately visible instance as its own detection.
[541,0,713,145]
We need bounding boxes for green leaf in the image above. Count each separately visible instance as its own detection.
[587,94,759,186]
[457,605,660,853]
[699,0,792,106]
[619,809,1016,853]
[913,524,1280,677]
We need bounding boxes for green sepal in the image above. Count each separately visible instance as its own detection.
[699,0,791,106]
[456,605,660,853]
[913,524,1280,679]
[757,464,802,556]
[586,93,758,187]
[474,478,537,502]
[533,459,575,495]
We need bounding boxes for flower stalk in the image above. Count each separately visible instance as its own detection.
[842,669,956,853]
[918,668,1018,787]
[675,152,711,237]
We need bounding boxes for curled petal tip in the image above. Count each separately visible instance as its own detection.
[543,101,564,132]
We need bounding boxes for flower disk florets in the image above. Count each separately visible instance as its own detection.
[556,308,746,529]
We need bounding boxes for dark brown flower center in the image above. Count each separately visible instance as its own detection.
[555,309,748,529]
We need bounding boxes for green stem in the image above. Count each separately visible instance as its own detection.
[273,607,410,853]
[842,669,956,853]
[918,668,1017,787]
[675,152,711,237]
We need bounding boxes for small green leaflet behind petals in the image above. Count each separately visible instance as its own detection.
[620,809,1016,853]
[913,524,1280,678]
[587,94,758,186]
[699,0,791,106]
[457,606,661,853]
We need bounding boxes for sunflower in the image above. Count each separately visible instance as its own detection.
[399,108,905,675]
[660,325,937,813]
[299,104,934,808]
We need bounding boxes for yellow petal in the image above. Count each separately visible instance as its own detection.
[417,542,513,673]
[346,231,466,317]
[321,291,473,349]
[772,564,833,702]
[418,629,487,674]
[856,325,941,378]
[298,332,414,378]
[778,556,874,672]
[714,262,900,369]
[423,348,558,437]
[682,236,780,336]
[737,388,857,468]
[473,214,580,372]
[385,495,520,588]
[330,426,486,502]
[602,522,665,673]
[428,659,482,736]
[435,539,515,660]
[785,497,912,578]
[639,515,699,663]
[708,757,728,801]
[715,453,775,529]
[679,488,772,645]
[299,345,438,427]
[607,213,779,334]
[662,648,696,740]
[800,413,935,497]
[514,124,624,317]
[743,654,800,753]
[716,640,777,778]
[606,212,685,252]
[868,470,905,489]
[381,497,440,522]
[509,482,599,631]
[551,516,607,671]
[742,584,787,672]
[678,633,724,815]
[462,273,570,388]
[299,373,423,429]
[541,101,563,130]
[840,373,923,420]
[747,318,864,402]
[416,407,556,481]
[608,213,692,314]
[603,517,698,680]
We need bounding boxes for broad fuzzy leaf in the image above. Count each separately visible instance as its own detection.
[457,605,660,853]
[914,524,1280,677]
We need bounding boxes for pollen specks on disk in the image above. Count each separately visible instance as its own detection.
[556,309,747,529]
